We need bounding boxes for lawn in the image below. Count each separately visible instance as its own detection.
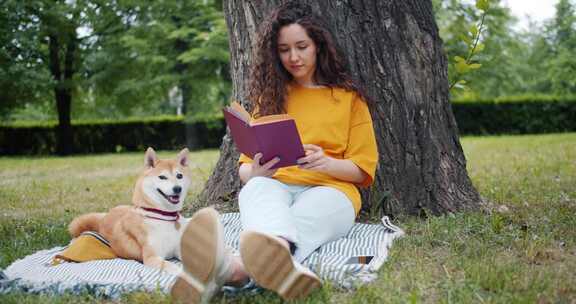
[0,133,575,303]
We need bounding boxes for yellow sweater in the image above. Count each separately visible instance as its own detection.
[239,84,378,214]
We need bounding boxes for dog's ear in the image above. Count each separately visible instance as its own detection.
[145,147,158,168]
[176,148,190,167]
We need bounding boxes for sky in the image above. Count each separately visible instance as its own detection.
[503,0,559,31]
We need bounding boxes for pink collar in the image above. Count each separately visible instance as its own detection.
[140,207,180,222]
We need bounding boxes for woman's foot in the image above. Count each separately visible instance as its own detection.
[171,207,233,304]
[239,231,321,300]
[224,256,250,287]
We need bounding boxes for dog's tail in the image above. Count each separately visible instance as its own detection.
[68,213,106,237]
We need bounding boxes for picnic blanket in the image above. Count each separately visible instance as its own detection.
[0,213,404,299]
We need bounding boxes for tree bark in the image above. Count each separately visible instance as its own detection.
[200,0,481,216]
[49,33,76,156]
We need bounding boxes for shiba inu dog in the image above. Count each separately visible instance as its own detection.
[68,147,192,276]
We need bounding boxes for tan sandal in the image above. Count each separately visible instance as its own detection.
[171,208,232,304]
[240,231,321,300]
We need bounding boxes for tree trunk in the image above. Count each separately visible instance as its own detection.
[173,32,191,116]
[200,0,481,216]
[49,33,76,156]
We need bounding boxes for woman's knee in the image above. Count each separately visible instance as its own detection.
[240,176,276,192]
[238,177,282,209]
[239,176,273,197]
[291,187,355,234]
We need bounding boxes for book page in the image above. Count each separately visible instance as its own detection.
[227,101,251,123]
[251,114,292,125]
[226,101,294,126]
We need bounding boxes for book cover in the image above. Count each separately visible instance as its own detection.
[223,101,305,169]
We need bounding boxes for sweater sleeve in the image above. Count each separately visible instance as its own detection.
[344,96,378,187]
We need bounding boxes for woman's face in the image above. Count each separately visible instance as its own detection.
[277,23,318,86]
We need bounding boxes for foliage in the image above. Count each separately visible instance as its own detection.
[435,0,576,99]
[447,0,491,91]
[3,0,576,122]
[504,0,576,97]
[0,1,63,117]
[546,0,576,94]
[434,0,522,97]
[83,0,230,120]
[0,0,230,122]
[0,0,143,154]
[1,134,575,302]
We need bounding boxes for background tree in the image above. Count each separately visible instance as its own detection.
[200,0,482,216]
[0,0,131,154]
[546,0,576,94]
[0,2,53,118]
[433,0,576,98]
[0,0,230,154]
[433,0,522,98]
[84,0,229,120]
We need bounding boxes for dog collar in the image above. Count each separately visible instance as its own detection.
[139,207,180,222]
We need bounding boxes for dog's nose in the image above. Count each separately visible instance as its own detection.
[173,186,182,194]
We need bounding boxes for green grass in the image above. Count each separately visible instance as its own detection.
[1,133,575,303]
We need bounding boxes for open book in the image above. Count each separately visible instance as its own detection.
[223,101,305,169]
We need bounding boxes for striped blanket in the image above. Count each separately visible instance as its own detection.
[0,213,403,298]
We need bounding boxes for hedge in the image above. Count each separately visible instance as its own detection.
[1,96,575,155]
[0,116,225,155]
[451,95,576,134]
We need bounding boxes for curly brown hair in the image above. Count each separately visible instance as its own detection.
[247,1,368,118]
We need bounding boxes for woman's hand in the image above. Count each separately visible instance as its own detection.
[239,153,280,183]
[296,144,367,183]
[251,153,280,177]
[297,144,334,173]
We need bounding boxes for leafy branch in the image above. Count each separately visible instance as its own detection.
[449,0,491,91]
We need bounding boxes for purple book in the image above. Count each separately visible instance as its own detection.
[223,102,305,169]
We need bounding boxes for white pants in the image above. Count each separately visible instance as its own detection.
[238,176,355,262]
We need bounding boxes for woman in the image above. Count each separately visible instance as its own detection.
[172,2,378,303]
